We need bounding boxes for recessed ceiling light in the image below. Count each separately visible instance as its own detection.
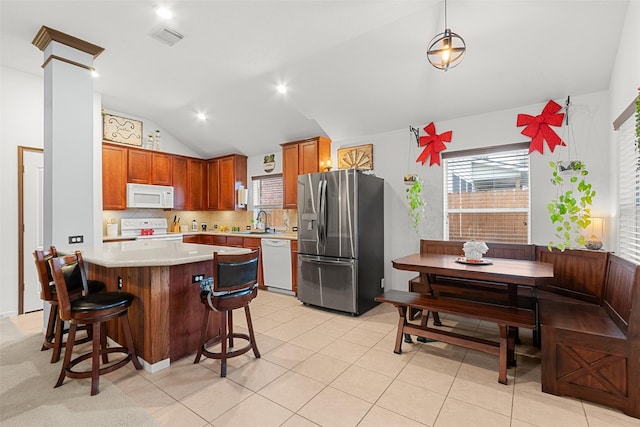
[276,84,288,95]
[90,69,99,78]
[196,112,207,121]
[156,6,173,20]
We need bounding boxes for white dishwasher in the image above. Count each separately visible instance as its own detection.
[261,239,292,292]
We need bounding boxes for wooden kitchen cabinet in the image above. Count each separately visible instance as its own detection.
[281,136,331,209]
[206,158,219,210]
[102,143,127,210]
[127,149,151,184]
[188,159,207,211]
[172,156,188,210]
[126,146,173,185]
[243,237,264,289]
[174,157,207,211]
[291,240,298,294]
[151,152,172,185]
[207,154,247,211]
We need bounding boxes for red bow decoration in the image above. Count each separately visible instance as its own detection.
[416,122,452,166]
[517,100,566,154]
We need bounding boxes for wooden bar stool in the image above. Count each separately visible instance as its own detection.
[49,251,142,395]
[33,246,106,363]
[194,250,260,377]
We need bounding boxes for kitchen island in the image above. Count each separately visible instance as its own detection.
[59,240,250,372]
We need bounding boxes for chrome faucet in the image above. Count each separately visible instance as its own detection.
[256,210,268,231]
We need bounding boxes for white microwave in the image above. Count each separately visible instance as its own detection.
[126,183,174,209]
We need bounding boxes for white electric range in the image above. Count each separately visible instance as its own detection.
[120,218,182,241]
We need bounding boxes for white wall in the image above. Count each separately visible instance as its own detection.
[1,67,44,317]
[0,66,202,317]
[321,92,612,291]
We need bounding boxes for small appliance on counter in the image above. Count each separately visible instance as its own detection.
[120,218,182,241]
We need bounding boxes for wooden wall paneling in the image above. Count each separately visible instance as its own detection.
[169,261,215,361]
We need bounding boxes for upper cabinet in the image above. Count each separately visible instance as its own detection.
[172,156,188,210]
[102,143,128,210]
[188,158,207,211]
[102,143,246,211]
[151,152,172,185]
[281,136,331,209]
[127,148,172,185]
[207,154,247,211]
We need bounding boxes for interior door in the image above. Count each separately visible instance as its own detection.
[22,149,44,313]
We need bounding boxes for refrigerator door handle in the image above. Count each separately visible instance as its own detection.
[300,256,354,266]
[318,178,328,247]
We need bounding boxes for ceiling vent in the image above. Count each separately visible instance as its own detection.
[152,27,184,46]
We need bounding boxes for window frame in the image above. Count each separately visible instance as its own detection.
[442,142,531,244]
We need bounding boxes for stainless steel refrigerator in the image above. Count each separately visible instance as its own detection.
[297,169,384,315]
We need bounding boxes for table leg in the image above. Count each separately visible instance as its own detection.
[498,324,508,385]
[394,306,407,354]
[507,326,517,367]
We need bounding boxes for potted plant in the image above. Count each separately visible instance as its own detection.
[547,160,596,250]
[406,176,426,236]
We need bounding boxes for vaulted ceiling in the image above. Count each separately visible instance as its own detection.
[0,1,629,158]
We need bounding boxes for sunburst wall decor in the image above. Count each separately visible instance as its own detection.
[337,144,373,170]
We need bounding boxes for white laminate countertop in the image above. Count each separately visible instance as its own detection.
[58,240,251,268]
[102,231,298,242]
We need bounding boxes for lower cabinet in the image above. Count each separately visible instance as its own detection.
[182,234,265,287]
[291,240,298,294]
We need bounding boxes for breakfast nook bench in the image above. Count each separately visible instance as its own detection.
[540,253,640,418]
[375,289,535,384]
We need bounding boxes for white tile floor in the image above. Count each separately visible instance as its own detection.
[7,290,640,427]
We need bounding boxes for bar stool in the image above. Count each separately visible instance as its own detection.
[33,246,106,363]
[49,251,142,395]
[194,250,260,377]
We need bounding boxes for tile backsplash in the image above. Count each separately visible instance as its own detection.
[103,209,298,235]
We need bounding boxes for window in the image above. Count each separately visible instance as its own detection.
[252,174,283,209]
[251,174,288,229]
[443,143,530,243]
[616,113,640,263]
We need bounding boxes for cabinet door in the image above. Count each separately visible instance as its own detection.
[188,159,207,211]
[291,240,298,294]
[207,158,219,210]
[243,237,264,287]
[218,156,236,210]
[282,143,299,209]
[298,140,320,175]
[102,144,127,210]
[172,156,188,210]
[152,152,172,185]
[127,149,151,183]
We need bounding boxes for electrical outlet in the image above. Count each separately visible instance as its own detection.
[117,276,123,290]
[192,274,205,283]
[381,278,385,288]
[68,235,84,244]
[213,224,218,229]
[292,226,298,232]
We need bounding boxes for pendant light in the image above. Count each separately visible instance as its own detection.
[427,0,466,71]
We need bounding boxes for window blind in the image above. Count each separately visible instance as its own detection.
[252,174,283,209]
[617,117,640,263]
[443,145,530,243]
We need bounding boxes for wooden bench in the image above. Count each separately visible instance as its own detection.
[540,254,640,418]
[375,289,535,385]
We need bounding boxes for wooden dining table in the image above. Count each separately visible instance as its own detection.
[382,252,554,384]
[393,253,554,308]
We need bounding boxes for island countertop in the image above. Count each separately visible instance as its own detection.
[58,240,250,268]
